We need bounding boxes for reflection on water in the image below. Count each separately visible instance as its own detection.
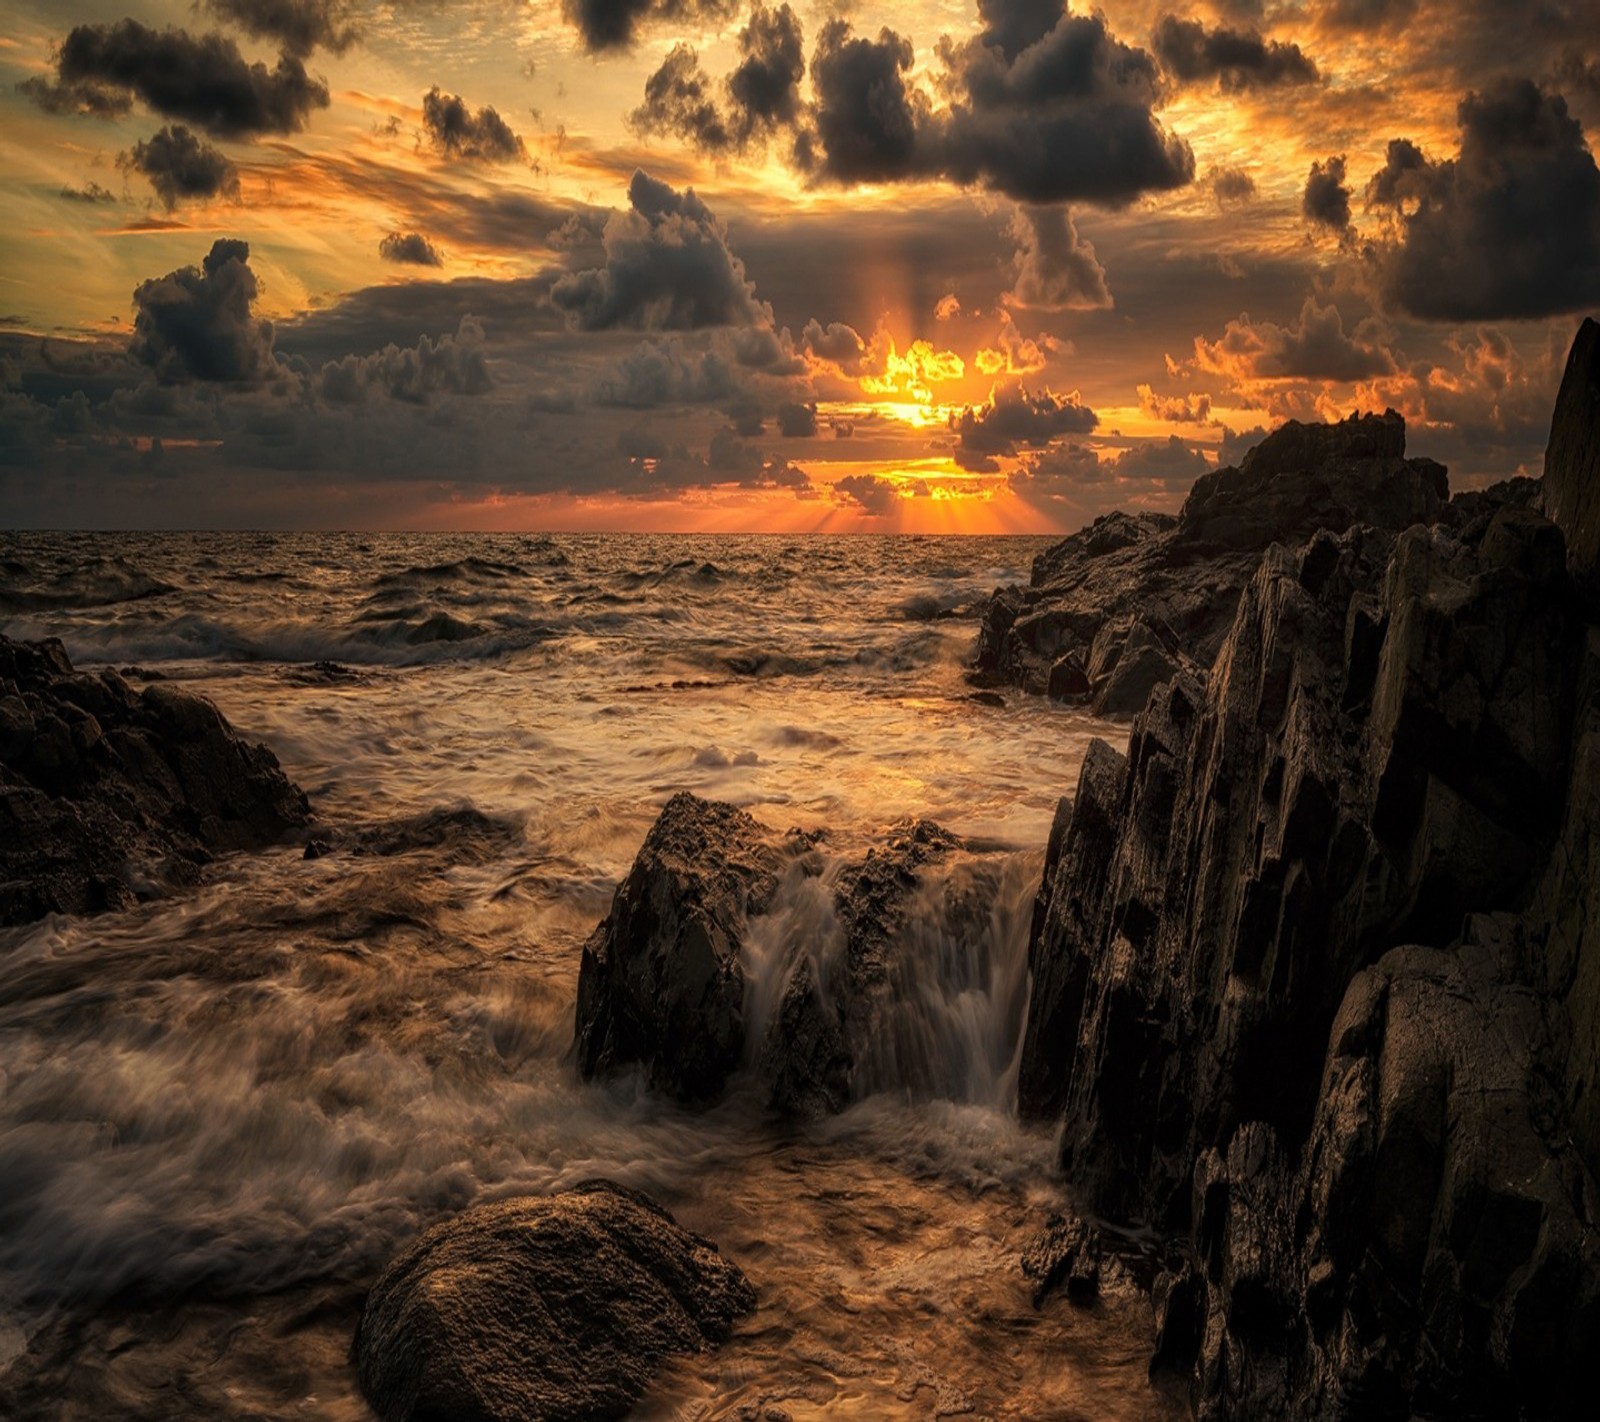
[0,533,1172,1419]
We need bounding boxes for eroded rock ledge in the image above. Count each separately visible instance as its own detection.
[1020,320,1600,1418]
[0,635,309,924]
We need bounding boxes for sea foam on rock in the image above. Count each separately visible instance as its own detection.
[0,634,309,924]
[353,1181,755,1422]
[1020,323,1600,1418]
[976,409,1450,714]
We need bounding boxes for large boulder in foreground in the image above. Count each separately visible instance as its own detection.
[0,635,309,924]
[976,410,1450,713]
[1543,316,1600,598]
[353,1181,755,1422]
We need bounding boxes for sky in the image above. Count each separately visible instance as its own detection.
[0,0,1596,531]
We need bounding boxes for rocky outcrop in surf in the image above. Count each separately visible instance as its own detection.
[575,792,1027,1116]
[0,635,310,924]
[1020,320,1600,1418]
[353,1180,754,1422]
[975,410,1450,712]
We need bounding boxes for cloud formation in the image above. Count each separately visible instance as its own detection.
[551,171,771,331]
[120,125,239,210]
[22,21,329,138]
[951,380,1098,470]
[562,0,738,54]
[1006,206,1112,310]
[1151,15,1319,91]
[1193,298,1396,384]
[318,317,492,404]
[379,232,443,267]
[421,87,527,163]
[204,0,359,58]
[1363,78,1600,320]
[1303,155,1352,232]
[130,239,278,383]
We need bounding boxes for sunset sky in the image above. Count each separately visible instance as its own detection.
[0,0,1597,530]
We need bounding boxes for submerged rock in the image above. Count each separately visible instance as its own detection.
[976,411,1450,715]
[0,635,309,924]
[353,1181,755,1422]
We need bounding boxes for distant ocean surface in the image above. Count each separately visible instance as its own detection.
[0,533,1177,1419]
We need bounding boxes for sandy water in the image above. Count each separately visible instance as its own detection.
[0,533,1180,1420]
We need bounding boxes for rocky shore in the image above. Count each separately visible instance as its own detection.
[0,635,309,924]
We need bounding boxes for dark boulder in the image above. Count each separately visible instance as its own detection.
[353,1181,755,1422]
[0,635,309,925]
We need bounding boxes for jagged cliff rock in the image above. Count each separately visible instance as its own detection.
[0,635,310,924]
[575,793,984,1114]
[976,410,1449,714]
[1021,325,1600,1418]
[1544,317,1600,598]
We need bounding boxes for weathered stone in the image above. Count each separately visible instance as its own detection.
[0,635,309,924]
[1543,316,1600,596]
[353,1181,755,1422]
[1021,1213,1102,1308]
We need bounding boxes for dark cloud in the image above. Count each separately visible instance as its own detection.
[1151,15,1318,91]
[551,171,771,331]
[421,87,527,164]
[1316,0,1418,28]
[632,4,805,155]
[776,400,817,436]
[317,317,491,404]
[379,231,444,267]
[1363,78,1600,320]
[1303,154,1352,231]
[22,21,329,138]
[204,0,359,58]
[59,181,118,203]
[834,472,900,515]
[593,337,738,407]
[951,381,1098,470]
[1006,205,1112,310]
[120,125,239,210]
[1109,434,1210,484]
[130,239,278,383]
[801,6,1194,204]
[800,319,870,372]
[1210,166,1257,207]
[561,0,738,54]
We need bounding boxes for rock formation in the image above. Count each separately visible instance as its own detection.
[975,410,1449,714]
[1020,322,1600,1418]
[0,635,309,924]
[575,793,988,1115]
[353,1181,755,1422]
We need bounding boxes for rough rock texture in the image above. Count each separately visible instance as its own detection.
[575,794,970,1114]
[353,1181,755,1422]
[1021,333,1600,1419]
[0,635,310,924]
[574,792,797,1100]
[1543,317,1600,597]
[976,411,1449,715]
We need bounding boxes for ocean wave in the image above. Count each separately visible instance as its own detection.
[0,556,176,613]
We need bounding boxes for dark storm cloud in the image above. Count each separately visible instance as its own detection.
[833,473,900,515]
[421,87,527,163]
[551,171,771,332]
[1006,206,1112,310]
[130,239,278,383]
[204,0,359,58]
[317,317,492,404]
[632,4,805,154]
[1151,15,1319,91]
[804,22,921,183]
[561,0,738,54]
[120,125,240,210]
[951,381,1098,470]
[1211,166,1257,207]
[21,22,330,138]
[593,337,738,407]
[776,400,817,436]
[379,232,444,267]
[1364,78,1600,320]
[1303,155,1352,231]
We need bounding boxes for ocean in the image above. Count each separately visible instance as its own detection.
[0,532,1178,1419]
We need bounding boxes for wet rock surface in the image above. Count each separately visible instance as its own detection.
[975,411,1450,715]
[575,793,993,1115]
[0,634,310,924]
[1020,338,1600,1420]
[353,1180,755,1422]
